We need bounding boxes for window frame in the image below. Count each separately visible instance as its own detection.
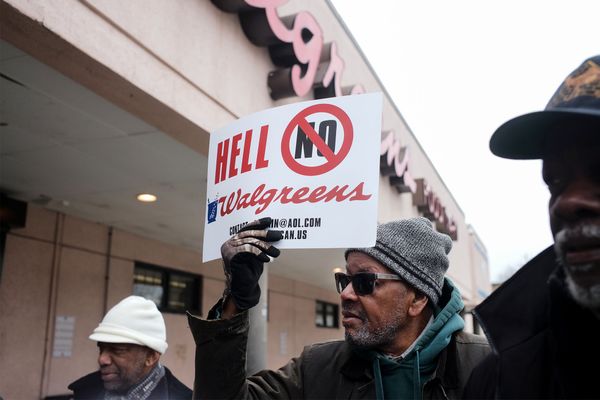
[315,299,339,329]
[133,261,203,315]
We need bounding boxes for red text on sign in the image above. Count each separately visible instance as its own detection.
[218,182,372,216]
[215,125,270,184]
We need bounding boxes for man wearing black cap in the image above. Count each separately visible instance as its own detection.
[463,56,600,399]
[188,216,489,399]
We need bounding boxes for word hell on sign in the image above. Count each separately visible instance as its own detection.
[214,125,270,184]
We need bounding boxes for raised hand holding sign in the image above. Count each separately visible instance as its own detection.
[221,217,283,313]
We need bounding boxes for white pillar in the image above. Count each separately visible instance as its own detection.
[246,264,268,375]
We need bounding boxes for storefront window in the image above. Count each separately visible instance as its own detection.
[315,300,339,328]
[133,262,202,314]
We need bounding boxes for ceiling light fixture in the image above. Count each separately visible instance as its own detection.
[136,193,157,203]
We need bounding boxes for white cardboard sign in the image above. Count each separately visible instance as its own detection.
[202,92,382,262]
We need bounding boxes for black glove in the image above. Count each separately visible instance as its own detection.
[221,217,283,311]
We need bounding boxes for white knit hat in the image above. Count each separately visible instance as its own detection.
[89,295,168,354]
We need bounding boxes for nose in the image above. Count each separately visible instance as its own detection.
[550,178,600,227]
[98,349,112,367]
[339,280,358,301]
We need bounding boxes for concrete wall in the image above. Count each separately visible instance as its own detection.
[468,226,492,304]
[0,204,346,398]
[267,275,344,369]
[0,207,55,400]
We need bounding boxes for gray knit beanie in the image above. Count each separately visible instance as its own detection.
[345,217,452,304]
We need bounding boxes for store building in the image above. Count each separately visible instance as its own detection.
[0,1,491,398]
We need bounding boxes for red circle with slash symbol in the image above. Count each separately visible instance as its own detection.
[281,103,354,176]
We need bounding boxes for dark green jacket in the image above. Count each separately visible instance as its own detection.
[187,306,489,399]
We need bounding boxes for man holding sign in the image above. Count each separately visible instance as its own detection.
[187,217,489,399]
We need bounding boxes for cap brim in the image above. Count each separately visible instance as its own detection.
[89,331,146,346]
[489,108,600,159]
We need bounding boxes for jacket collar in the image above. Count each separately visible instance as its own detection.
[340,342,373,380]
[338,332,460,392]
[473,246,557,354]
[68,370,105,398]
[68,367,188,399]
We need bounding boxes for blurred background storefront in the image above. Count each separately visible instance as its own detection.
[0,1,491,398]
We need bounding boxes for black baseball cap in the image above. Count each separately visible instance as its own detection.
[489,55,600,160]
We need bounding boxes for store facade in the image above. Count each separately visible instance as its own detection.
[0,1,491,398]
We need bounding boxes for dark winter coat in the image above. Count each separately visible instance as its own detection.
[187,285,490,400]
[68,366,192,400]
[463,246,600,399]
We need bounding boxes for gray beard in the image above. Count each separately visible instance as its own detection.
[564,272,600,313]
[343,300,407,350]
[554,225,600,317]
[345,320,401,349]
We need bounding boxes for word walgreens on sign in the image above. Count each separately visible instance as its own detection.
[213,103,371,217]
[218,183,371,216]
[211,0,458,240]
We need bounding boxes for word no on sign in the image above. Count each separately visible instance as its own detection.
[281,103,353,176]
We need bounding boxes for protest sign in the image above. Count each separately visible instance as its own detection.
[202,92,382,262]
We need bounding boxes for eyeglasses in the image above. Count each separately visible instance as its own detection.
[334,272,401,296]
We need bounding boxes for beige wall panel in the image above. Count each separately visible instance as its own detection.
[46,247,106,396]
[447,242,473,300]
[10,203,57,242]
[268,277,345,368]
[292,296,343,358]
[200,260,226,282]
[1,0,220,156]
[293,281,338,305]
[111,229,204,273]
[85,0,274,119]
[469,233,492,303]
[269,274,294,294]
[0,235,54,400]
[267,291,295,369]
[62,214,109,254]
[377,178,418,223]
[161,313,195,389]
[106,257,134,310]
[202,276,225,317]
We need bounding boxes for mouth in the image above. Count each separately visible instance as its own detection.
[341,310,363,325]
[100,371,119,382]
[560,238,600,265]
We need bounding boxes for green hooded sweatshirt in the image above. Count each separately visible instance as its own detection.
[357,278,465,400]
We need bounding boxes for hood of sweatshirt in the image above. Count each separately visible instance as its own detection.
[360,277,465,400]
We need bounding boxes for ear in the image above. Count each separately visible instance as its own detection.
[145,350,160,367]
[407,291,429,317]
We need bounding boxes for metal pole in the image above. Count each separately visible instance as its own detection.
[246,264,268,376]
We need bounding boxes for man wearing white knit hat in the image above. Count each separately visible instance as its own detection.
[68,295,191,400]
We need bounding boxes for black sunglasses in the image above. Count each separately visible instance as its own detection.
[334,272,401,296]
